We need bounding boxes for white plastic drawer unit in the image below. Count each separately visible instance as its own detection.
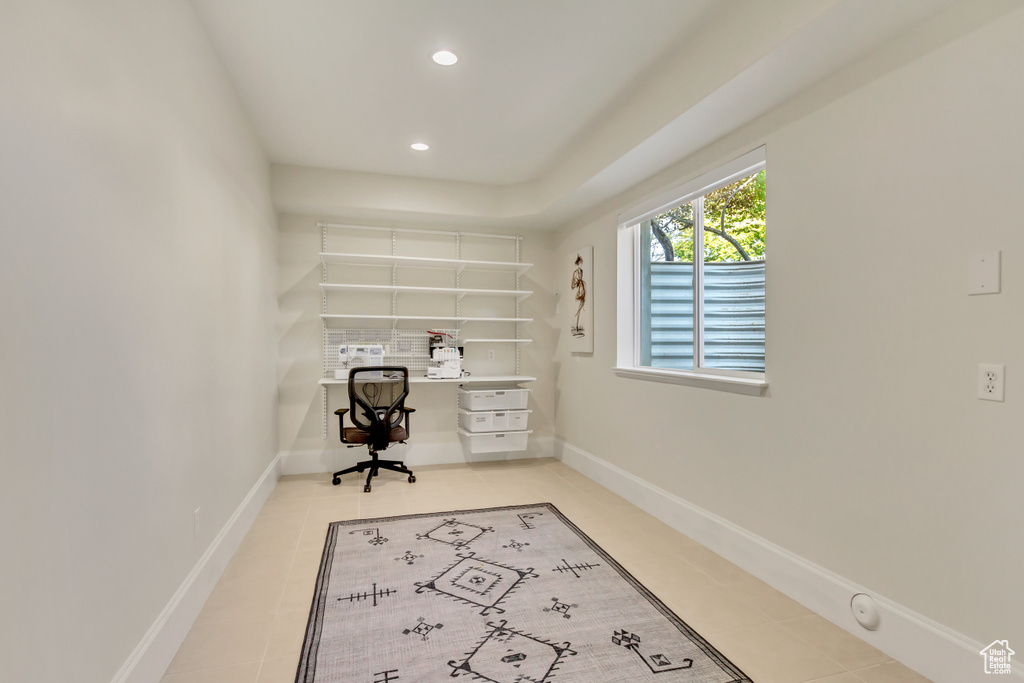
[458,409,531,433]
[458,429,531,453]
[457,387,530,411]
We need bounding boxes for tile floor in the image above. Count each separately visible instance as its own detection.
[161,458,931,683]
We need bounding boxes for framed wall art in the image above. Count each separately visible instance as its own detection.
[568,245,593,353]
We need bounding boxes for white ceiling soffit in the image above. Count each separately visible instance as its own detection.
[192,0,963,228]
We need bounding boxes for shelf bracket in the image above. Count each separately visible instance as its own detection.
[515,236,522,376]
[321,381,328,441]
[322,222,329,440]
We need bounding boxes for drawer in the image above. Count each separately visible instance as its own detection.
[458,428,531,453]
[459,409,531,433]
[458,387,529,411]
[506,410,530,431]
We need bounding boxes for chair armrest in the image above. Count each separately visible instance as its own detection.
[398,405,415,437]
[334,408,351,444]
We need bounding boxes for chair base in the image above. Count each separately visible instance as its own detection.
[332,451,415,492]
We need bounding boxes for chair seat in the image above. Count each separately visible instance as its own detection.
[343,426,408,444]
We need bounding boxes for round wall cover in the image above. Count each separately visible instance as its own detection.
[851,593,880,630]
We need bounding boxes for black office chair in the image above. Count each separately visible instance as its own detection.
[332,366,417,493]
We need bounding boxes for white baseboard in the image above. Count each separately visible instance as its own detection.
[110,454,282,683]
[280,435,555,475]
[554,438,1022,683]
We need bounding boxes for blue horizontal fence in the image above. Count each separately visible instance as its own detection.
[644,260,765,372]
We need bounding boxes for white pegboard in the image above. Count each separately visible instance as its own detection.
[324,328,460,377]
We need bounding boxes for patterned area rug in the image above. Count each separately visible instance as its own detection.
[297,503,751,683]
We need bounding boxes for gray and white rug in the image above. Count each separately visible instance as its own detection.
[297,503,751,683]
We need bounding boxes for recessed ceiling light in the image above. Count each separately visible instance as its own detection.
[410,142,430,151]
[432,50,458,66]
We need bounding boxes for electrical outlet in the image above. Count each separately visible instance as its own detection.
[487,349,495,360]
[978,364,1005,402]
[194,507,201,539]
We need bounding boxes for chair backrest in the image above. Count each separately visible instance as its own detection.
[348,366,409,450]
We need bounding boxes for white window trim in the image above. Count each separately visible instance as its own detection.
[616,147,768,396]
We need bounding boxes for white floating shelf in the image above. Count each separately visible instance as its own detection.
[320,252,532,275]
[462,317,533,324]
[320,282,531,301]
[461,339,533,344]
[320,314,533,327]
[320,374,536,386]
[321,314,464,326]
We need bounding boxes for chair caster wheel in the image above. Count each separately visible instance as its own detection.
[332,477,340,485]
[364,485,372,493]
[408,475,416,483]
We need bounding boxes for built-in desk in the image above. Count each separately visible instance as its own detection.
[319,375,536,386]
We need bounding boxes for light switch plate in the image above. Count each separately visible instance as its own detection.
[968,251,1000,295]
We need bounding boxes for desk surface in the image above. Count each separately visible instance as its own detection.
[318,374,535,386]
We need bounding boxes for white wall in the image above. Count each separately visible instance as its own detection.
[553,3,1023,662]
[276,214,557,471]
[0,2,278,682]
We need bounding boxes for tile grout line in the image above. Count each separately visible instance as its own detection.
[253,491,315,683]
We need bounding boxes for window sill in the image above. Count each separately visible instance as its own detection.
[613,366,767,396]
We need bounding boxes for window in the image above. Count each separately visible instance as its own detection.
[616,148,767,393]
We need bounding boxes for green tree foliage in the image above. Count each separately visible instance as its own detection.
[650,170,765,263]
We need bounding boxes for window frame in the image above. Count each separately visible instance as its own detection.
[615,147,768,395]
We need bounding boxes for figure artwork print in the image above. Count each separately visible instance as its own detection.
[568,245,593,353]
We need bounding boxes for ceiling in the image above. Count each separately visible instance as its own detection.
[190,0,962,229]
